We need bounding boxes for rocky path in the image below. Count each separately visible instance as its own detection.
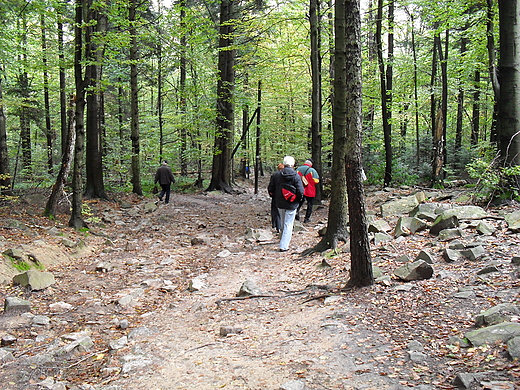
[0,181,519,390]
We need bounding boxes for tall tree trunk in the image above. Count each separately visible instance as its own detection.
[344,0,372,288]
[45,96,76,218]
[130,0,142,195]
[309,0,323,201]
[41,12,54,175]
[207,0,235,193]
[498,0,520,178]
[487,0,499,142]
[303,0,350,255]
[407,9,420,166]
[69,0,87,230]
[57,4,68,159]
[455,35,468,150]
[19,15,31,175]
[84,4,107,199]
[158,40,165,163]
[375,0,392,186]
[180,0,188,176]
[471,70,480,145]
[0,65,11,195]
[254,81,261,194]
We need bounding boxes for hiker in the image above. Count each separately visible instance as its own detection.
[296,158,320,223]
[267,156,304,252]
[270,163,285,233]
[154,160,176,204]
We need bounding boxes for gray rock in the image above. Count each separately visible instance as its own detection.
[279,380,308,390]
[368,219,392,233]
[237,279,262,297]
[220,326,243,336]
[477,265,500,275]
[32,315,51,326]
[118,288,144,306]
[3,248,25,260]
[394,260,434,281]
[407,340,424,351]
[452,372,478,388]
[507,336,520,359]
[408,350,427,362]
[95,262,114,272]
[13,270,56,291]
[430,214,459,236]
[505,210,520,231]
[109,335,128,350]
[1,334,16,346]
[465,322,520,347]
[118,319,129,330]
[442,205,488,220]
[374,232,393,245]
[443,248,463,262]
[380,192,426,217]
[512,256,520,264]
[437,228,464,241]
[396,254,412,263]
[188,274,208,292]
[4,296,31,313]
[55,336,94,356]
[143,202,157,213]
[394,216,428,237]
[460,245,485,261]
[475,303,519,327]
[120,354,153,374]
[476,221,496,235]
[0,348,14,363]
[416,250,435,264]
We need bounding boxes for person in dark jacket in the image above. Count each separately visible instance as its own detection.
[270,163,285,233]
[267,156,304,252]
[154,160,175,204]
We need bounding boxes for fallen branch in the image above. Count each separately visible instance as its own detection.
[215,294,277,307]
[300,293,331,304]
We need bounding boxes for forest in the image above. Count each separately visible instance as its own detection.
[0,0,519,214]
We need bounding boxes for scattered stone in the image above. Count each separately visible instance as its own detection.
[220,326,243,336]
[380,192,426,217]
[109,335,128,350]
[55,336,94,356]
[3,296,31,313]
[143,202,157,213]
[32,315,51,326]
[512,256,520,265]
[465,322,520,347]
[476,265,500,275]
[505,210,520,231]
[476,221,496,235]
[394,260,434,282]
[368,219,392,233]
[475,303,519,327]
[507,336,520,359]
[13,270,56,291]
[188,274,208,292]
[437,228,464,241]
[118,288,144,306]
[279,380,308,390]
[452,289,475,299]
[407,340,424,351]
[460,245,485,261]
[95,262,114,273]
[443,248,462,263]
[3,248,25,260]
[120,353,153,374]
[408,350,427,362]
[216,249,232,258]
[452,372,478,388]
[49,301,73,312]
[0,348,14,363]
[430,214,459,236]
[374,232,393,245]
[237,279,262,297]
[1,334,16,346]
[396,254,411,263]
[119,319,129,330]
[394,216,428,237]
[415,250,435,264]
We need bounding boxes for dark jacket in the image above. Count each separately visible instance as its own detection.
[267,167,304,210]
[155,164,175,185]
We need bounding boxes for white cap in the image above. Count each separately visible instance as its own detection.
[283,156,295,167]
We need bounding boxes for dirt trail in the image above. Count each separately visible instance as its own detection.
[1,179,519,390]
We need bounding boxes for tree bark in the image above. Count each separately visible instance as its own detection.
[309,0,323,201]
[471,71,480,145]
[207,0,235,193]
[498,0,520,175]
[69,0,87,230]
[130,0,143,195]
[84,4,107,199]
[344,0,373,288]
[41,12,54,175]
[0,65,11,195]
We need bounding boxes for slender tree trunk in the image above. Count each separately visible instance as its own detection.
[180,0,188,176]
[130,0,142,195]
[407,10,420,166]
[57,5,68,158]
[487,0,500,142]
[344,0,372,288]
[303,0,350,256]
[254,81,261,194]
[471,71,480,145]
[41,12,54,175]
[207,0,235,193]
[84,5,107,199]
[45,97,76,218]
[0,66,11,194]
[498,0,520,176]
[455,35,468,150]
[375,0,392,186]
[69,0,87,230]
[19,15,31,175]
[309,0,323,201]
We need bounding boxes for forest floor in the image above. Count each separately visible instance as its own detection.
[0,176,519,390]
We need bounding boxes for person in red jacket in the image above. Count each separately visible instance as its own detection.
[296,158,320,223]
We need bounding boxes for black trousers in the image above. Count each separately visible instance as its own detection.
[297,196,314,222]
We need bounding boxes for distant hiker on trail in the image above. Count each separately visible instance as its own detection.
[267,156,304,252]
[296,158,320,223]
[154,160,176,204]
[269,163,285,233]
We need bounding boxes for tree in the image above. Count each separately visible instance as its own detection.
[207,0,235,193]
[343,0,372,288]
[129,0,143,196]
[0,65,11,194]
[69,0,88,229]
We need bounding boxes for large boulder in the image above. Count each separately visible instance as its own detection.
[465,322,520,347]
[380,192,426,217]
[394,217,428,238]
[430,215,459,236]
[475,303,520,327]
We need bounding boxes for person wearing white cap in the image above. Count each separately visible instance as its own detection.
[267,156,304,252]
